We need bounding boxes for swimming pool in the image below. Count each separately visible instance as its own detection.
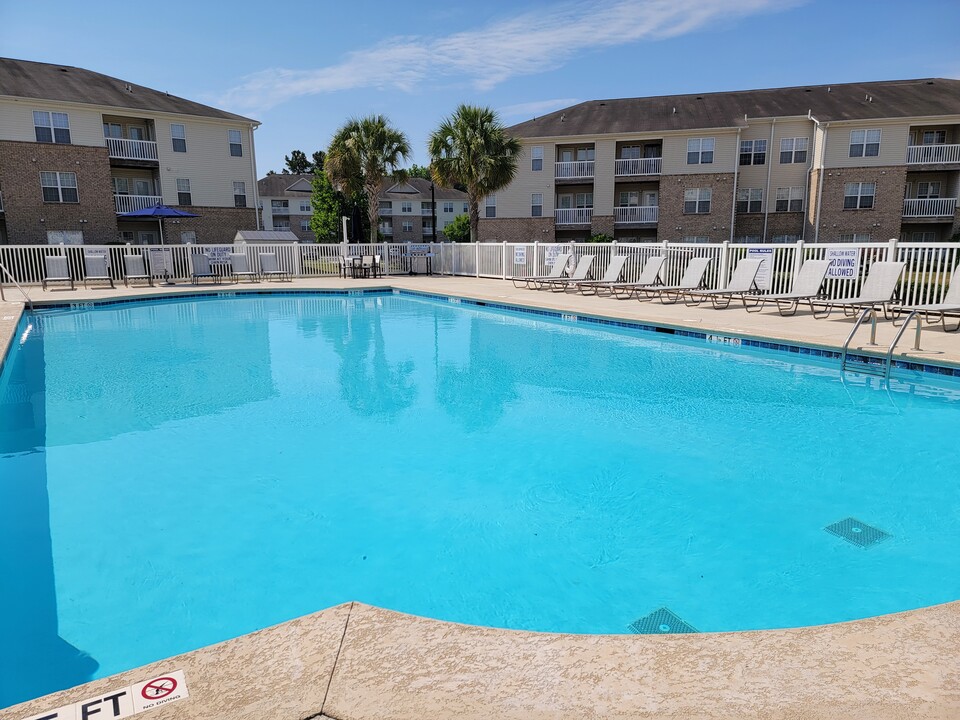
[1,291,959,708]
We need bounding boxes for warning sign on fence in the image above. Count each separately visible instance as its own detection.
[826,248,860,279]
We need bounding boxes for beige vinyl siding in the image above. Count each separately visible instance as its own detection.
[812,123,827,169]
[661,130,737,174]
[498,142,556,218]
[592,139,616,214]
[0,97,105,146]
[822,121,911,168]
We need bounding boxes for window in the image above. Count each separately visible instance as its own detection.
[687,138,714,164]
[736,188,763,213]
[111,177,129,194]
[46,230,84,245]
[575,147,595,161]
[171,124,187,152]
[683,187,711,214]
[775,186,804,212]
[443,201,454,213]
[422,201,434,214]
[618,191,640,206]
[912,231,937,242]
[736,235,762,243]
[271,200,289,211]
[922,130,946,145]
[778,137,808,164]
[843,182,875,209]
[620,145,641,159]
[34,111,71,144]
[682,236,710,243]
[917,182,941,199]
[575,192,593,208]
[134,180,151,195]
[849,129,881,158]
[301,219,311,232]
[531,145,543,171]
[402,221,413,232]
[531,193,543,217]
[401,201,412,213]
[228,129,242,157]
[772,234,800,243]
[839,233,872,242]
[739,139,767,166]
[233,181,246,208]
[103,123,122,138]
[485,195,497,218]
[180,231,197,244]
[40,171,78,203]
[176,178,192,205]
[463,202,468,213]
[272,221,290,231]
[119,231,135,243]
[299,201,311,212]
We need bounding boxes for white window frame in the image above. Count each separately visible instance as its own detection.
[299,201,311,212]
[922,130,946,145]
[442,201,454,213]
[618,190,640,207]
[839,233,872,242]
[171,123,187,153]
[40,171,78,203]
[849,129,881,158]
[620,145,641,159]
[531,145,543,171]
[176,177,192,205]
[911,231,937,242]
[531,193,543,217]
[233,181,246,208]
[179,231,196,244]
[401,221,413,232]
[843,182,875,210]
[686,137,715,165]
[485,194,497,218]
[779,137,808,164]
[916,182,941,199]
[682,236,711,243]
[103,122,123,139]
[736,188,763,213]
[771,234,800,243]
[34,111,71,144]
[683,187,711,214]
[112,177,130,195]
[228,129,243,157]
[775,186,804,212]
[739,139,767,166]
[401,201,412,213]
[300,219,311,232]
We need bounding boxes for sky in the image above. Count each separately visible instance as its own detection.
[2,0,959,175]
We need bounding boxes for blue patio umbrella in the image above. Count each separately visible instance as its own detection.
[117,203,199,245]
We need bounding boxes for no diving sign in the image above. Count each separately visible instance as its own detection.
[21,670,189,720]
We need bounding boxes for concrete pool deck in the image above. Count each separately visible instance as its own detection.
[2,275,960,719]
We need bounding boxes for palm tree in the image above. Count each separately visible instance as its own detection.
[428,105,521,243]
[326,115,410,242]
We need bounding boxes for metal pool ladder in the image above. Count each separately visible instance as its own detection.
[0,259,33,310]
[840,307,921,379]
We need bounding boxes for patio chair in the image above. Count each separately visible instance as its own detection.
[894,266,960,332]
[539,254,596,291]
[42,255,74,290]
[744,259,830,316]
[606,256,667,299]
[511,253,572,289]
[190,253,219,284]
[359,255,376,278]
[638,257,713,304]
[682,258,763,309]
[338,255,355,278]
[123,254,153,287]
[573,255,629,295]
[229,252,259,283]
[811,261,904,319]
[259,252,291,282]
[372,254,383,278]
[83,253,115,289]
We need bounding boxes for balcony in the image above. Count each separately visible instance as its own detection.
[902,197,958,218]
[115,194,162,213]
[379,224,394,236]
[905,144,960,164]
[271,205,290,215]
[614,206,659,224]
[555,161,594,180]
[105,137,158,162]
[379,207,393,216]
[614,157,662,176]
[555,208,593,225]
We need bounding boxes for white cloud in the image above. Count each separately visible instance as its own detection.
[219,0,795,113]
[498,98,582,119]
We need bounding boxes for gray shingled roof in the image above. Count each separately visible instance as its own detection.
[381,177,467,200]
[257,174,315,196]
[0,57,256,123]
[508,78,960,138]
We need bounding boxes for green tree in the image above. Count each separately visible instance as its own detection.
[309,170,340,241]
[326,115,410,243]
[312,150,326,173]
[428,105,521,243]
[285,149,312,174]
[443,213,471,242]
[405,164,432,179]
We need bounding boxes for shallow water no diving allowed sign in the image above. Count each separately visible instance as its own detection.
[21,670,189,720]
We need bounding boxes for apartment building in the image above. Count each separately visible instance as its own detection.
[0,57,259,245]
[379,178,468,242]
[258,173,315,241]
[481,79,960,244]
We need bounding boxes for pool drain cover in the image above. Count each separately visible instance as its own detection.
[629,607,698,634]
[824,517,891,548]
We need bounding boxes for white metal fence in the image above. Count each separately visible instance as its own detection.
[1,239,958,305]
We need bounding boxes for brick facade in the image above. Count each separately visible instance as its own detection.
[807,165,907,242]
[173,206,257,244]
[733,211,805,241]
[658,172,735,242]
[479,217,555,242]
[591,215,615,238]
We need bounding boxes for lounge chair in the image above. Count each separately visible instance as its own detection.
[539,254,596,291]
[42,255,74,290]
[259,252,291,282]
[83,253,115,289]
[512,253,572,289]
[190,253,219,284]
[123,254,153,287]
[606,256,667,299]
[683,258,763,309]
[812,261,904,319]
[744,259,830,316]
[895,266,960,332]
[574,255,629,295]
[229,253,259,283]
[638,256,712,304]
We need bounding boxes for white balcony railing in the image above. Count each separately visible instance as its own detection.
[114,194,162,213]
[614,206,659,224]
[902,197,958,217]
[379,207,393,216]
[555,161,594,179]
[554,208,593,224]
[614,157,662,176]
[906,144,960,164]
[421,207,434,215]
[271,205,290,215]
[379,225,393,235]
[104,137,159,161]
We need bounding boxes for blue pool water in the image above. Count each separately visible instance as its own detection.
[2,292,960,707]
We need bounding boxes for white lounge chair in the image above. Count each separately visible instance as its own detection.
[744,259,830,316]
[259,252,291,282]
[190,253,219,284]
[123,254,153,287]
[229,252,259,283]
[683,258,763,309]
[539,254,596,291]
[42,255,74,290]
[639,257,713,304]
[83,253,115,289]
[605,256,667,299]
[512,253,572,289]
[574,255,629,295]
[895,266,960,332]
[812,261,904,319]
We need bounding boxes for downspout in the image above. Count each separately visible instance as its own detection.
[762,118,776,241]
[249,122,261,230]
[810,113,827,242]
[729,125,742,241]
